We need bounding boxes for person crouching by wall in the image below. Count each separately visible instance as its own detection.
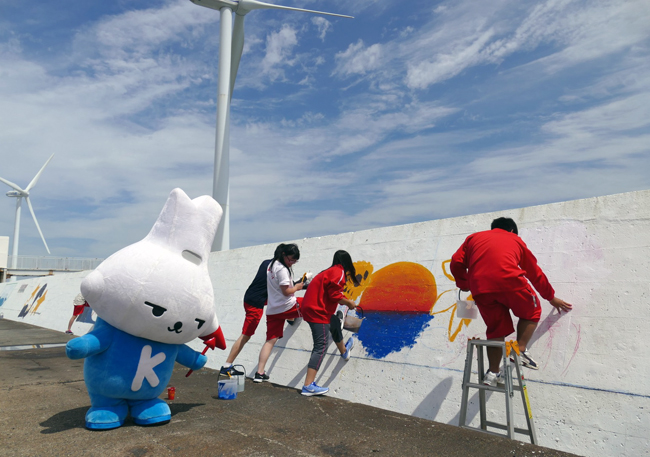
[299,250,359,396]
[66,293,90,334]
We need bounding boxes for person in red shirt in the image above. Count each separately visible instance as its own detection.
[299,250,359,396]
[450,217,572,385]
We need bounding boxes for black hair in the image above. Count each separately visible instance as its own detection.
[491,217,518,235]
[331,250,359,286]
[270,243,300,274]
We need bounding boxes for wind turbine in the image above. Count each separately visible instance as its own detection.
[0,154,54,276]
[189,0,353,251]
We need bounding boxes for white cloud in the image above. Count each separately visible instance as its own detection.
[406,29,495,89]
[333,39,383,77]
[401,0,650,90]
[311,17,331,42]
[260,25,298,80]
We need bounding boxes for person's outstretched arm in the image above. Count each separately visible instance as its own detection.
[549,296,573,313]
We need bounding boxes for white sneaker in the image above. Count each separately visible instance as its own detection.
[511,350,539,370]
[483,370,505,387]
[341,337,354,361]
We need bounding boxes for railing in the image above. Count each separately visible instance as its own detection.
[6,256,104,271]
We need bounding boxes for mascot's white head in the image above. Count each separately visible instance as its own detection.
[81,188,224,345]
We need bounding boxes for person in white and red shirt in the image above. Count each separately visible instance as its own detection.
[254,243,305,383]
[299,250,359,396]
[66,293,90,334]
[450,217,572,386]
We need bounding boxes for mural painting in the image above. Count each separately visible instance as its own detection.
[343,260,466,358]
[0,282,16,308]
[18,283,48,318]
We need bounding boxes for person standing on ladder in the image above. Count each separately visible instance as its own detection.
[450,217,573,386]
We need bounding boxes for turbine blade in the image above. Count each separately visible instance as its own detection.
[25,153,55,192]
[0,176,26,193]
[230,14,245,100]
[239,0,353,18]
[25,197,51,254]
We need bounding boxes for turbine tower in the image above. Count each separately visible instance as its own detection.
[189,0,352,251]
[0,154,54,278]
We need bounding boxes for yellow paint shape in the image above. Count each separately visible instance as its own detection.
[344,261,374,300]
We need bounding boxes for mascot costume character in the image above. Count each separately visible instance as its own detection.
[66,188,227,430]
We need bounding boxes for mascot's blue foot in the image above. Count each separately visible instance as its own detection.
[130,398,171,426]
[85,405,128,430]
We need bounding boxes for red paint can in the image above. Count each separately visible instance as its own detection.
[167,386,176,400]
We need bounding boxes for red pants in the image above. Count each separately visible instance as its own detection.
[265,297,302,340]
[241,302,265,337]
[474,286,541,339]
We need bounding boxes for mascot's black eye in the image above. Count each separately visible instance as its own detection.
[195,319,205,329]
[144,301,167,317]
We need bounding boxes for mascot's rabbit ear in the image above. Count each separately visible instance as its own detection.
[146,189,223,264]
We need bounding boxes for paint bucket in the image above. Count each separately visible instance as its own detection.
[232,365,246,392]
[343,306,365,332]
[217,376,238,400]
[456,290,478,319]
[167,386,176,400]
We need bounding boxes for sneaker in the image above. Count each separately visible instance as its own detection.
[254,372,270,383]
[287,319,295,326]
[65,330,73,334]
[512,350,539,370]
[341,337,354,361]
[301,382,329,396]
[483,370,505,387]
[220,365,244,376]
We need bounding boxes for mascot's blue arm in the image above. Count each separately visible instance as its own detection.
[66,325,112,359]
[176,344,208,371]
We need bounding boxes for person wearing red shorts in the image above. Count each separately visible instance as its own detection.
[254,243,306,383]
[450,217,572,385]
[219,258,272,377]
[66,293,90,334]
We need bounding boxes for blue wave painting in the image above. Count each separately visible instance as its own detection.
[356,311,434,358]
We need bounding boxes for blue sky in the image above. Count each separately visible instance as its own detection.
[1,0,649,260]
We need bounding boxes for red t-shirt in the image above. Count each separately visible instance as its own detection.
[450,228,555,301]
[300,265,347,324]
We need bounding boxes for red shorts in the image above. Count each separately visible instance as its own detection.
[265,297,302,341]
[73,302,89,316]
[242,302,265,337]
[474,286,541,339]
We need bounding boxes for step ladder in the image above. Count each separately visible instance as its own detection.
[458,339,537,444]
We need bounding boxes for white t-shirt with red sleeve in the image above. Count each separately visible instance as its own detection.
[266,260,297,315]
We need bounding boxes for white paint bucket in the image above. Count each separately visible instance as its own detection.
[456,290,478,319]
[217,377,238,400]
[233,364,246,392]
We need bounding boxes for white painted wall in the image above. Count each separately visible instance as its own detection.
[1,190,648,456]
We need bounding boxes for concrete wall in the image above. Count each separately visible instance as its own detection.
[1,190,648,456]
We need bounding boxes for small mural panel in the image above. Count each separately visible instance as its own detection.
[18,283,48,318]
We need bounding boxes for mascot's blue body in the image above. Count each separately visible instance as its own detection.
[66,189,226,430]
[67,318,207,427]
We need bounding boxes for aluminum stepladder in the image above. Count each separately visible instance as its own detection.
[458,339,538,444]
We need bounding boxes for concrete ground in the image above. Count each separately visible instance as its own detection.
[0,319,579,457]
